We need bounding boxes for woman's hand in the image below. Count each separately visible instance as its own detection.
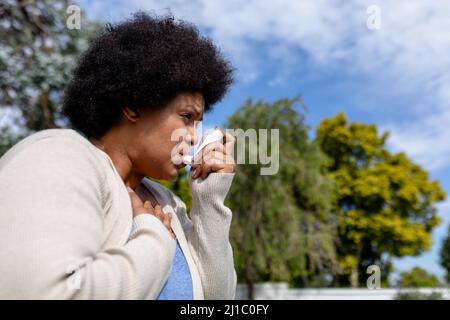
[190,129,236,180]
[127,186,176,239]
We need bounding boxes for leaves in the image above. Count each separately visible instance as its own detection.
[226,97,338,289]
[0,0,102,139]
[396,266,443,288]
[439,225,450,283]
[316,112,446,286]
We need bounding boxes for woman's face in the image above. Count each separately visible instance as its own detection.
[128,92,204,181]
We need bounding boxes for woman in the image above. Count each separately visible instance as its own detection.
[0,13,236,299]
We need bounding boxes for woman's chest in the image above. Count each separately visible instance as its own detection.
[100,175,162,249]
[100,176,135,248]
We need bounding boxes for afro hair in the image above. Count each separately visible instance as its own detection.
[62,12,234,138]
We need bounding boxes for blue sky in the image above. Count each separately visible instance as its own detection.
[78,0,450,282]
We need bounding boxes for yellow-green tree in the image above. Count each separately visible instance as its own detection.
[316,113,446,287]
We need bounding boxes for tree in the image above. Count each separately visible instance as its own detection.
[316,112,446,287]
[226,97,338,299]
[0,0,208,227]
[439,225,450,284]
[0,1,196,210]
[395,291,443,300]
[0,124,22,155]
[396,266,442,288]
[0,0,102,155]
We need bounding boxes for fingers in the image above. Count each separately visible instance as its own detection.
[143,200,154,213]
[204,140,225,156]
[214,128,235,156]
[128,187,148,213]
[153,204,164,222]
[223,131,236,156]
[191,151,228,180]
[155,205,176,239]
[192,141,224,165]
[190,128,236,180]
[127,186,176,239]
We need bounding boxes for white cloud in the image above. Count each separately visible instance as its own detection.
[81,0,450,171]
[122,0,364,81]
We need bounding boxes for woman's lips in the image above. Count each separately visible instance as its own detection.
[172,152,188,170]
[176,163,186,169]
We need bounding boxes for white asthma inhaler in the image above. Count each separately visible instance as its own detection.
[183,128,224,165]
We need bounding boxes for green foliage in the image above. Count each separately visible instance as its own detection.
[439,225,450,284]
[0,0,102,149]
[226,97,338,294]
[396,266,443,288]
[395,291,443,300]
[0,125,23,156]
[316,112,446,287]
[2,1,447,292]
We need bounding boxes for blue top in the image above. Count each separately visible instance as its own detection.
[157,239,193,300]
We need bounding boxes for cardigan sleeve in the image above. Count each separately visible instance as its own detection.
[0,136,175,299]
[175,172,237,299]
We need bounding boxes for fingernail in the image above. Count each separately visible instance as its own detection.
[127,186,133,193]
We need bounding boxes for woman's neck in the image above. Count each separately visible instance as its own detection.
[89,135,143,189]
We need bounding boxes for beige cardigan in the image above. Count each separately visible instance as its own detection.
[0,129,236,299]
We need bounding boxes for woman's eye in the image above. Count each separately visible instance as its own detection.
[182,113,192,120]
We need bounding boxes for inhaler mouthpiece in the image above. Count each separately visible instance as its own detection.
[182,129,224,165]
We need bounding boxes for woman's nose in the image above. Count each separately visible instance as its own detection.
[187,128,198,146]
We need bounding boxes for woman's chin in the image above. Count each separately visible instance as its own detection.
[152,164,182,181]
[166,164,181,180]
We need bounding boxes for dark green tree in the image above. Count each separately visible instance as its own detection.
[396,266,442,288]
[440,225,450,284]
[226,97,338,299]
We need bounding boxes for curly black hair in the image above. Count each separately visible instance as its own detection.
[62,12,234,138]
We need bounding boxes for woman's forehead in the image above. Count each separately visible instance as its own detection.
[173,92,204,111]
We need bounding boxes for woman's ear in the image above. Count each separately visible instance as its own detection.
[123,107,140,122]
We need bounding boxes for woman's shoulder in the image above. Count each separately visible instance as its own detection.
[0,128,106,173]
[8,128,90,149]
[2,128,88,152]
